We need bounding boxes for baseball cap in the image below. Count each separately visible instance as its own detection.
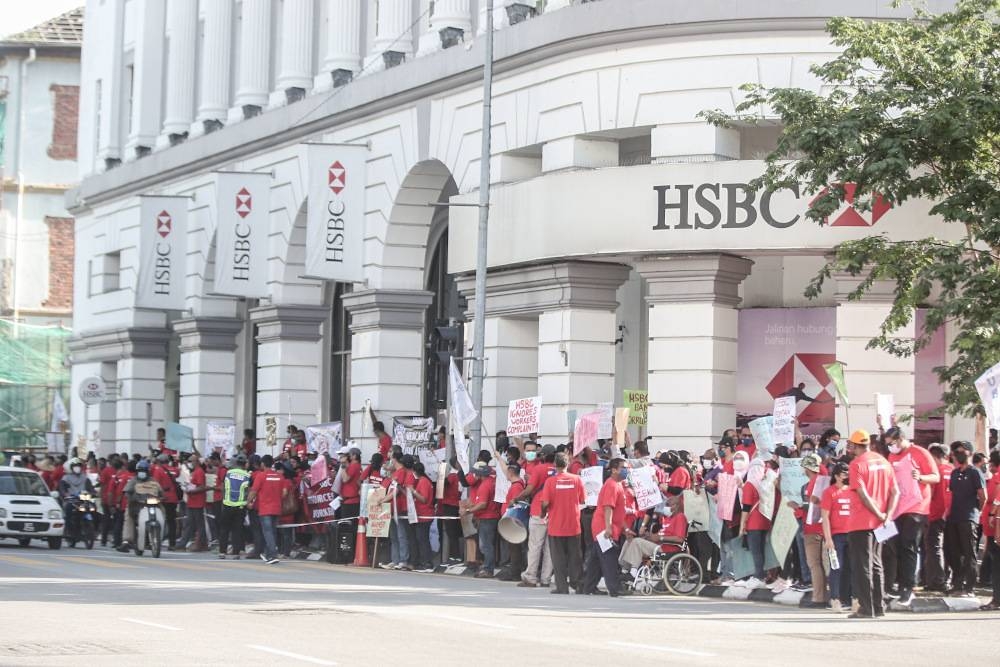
[801,452,822,473]
[540,444,556,457]
[848,429,870,445]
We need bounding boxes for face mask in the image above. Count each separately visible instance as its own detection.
[187,462,196,470]
[740,438,752,446]
[954,452,969,465]
[733,460,748,474]
[71,466,82,474]
[663,506,673,517]
[525,451,537,462]
[617,468,629,481]
[702,458,716,471]
[137,471,148,480]
[888,443,901,455]
[829,439,840,448]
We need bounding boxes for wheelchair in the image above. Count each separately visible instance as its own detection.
[629,539,703,596]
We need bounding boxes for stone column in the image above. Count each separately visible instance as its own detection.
[174,317,243,451]
[317,0,362,91]
[275,0,314,105]
[125,0,165,158]
[418,0,472,55]
[250,305,328,454]
[343,289,434,454]
[194,0,233,135]
[230,0,271,121]
[366,0,413,72]
[478,0,532,36]
[160,0,198,146]
[635,254,753,452]
[833,273,916,433]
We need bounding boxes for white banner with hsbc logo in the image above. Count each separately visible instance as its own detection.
[213,171,271,297]
[136,196,188,310]
[304,143,367,282]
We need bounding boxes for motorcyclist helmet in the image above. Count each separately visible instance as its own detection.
[136,459,151,480]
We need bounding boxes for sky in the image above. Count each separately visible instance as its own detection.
[1,0,83,38]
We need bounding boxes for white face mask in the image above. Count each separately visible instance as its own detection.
[733,460,748,474]
[888,443,902,455]
[663,506,674,517]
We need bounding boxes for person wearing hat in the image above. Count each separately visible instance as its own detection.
[219,455,251,559]
[516,443,556,588]
[462,461,501,578]
[797,452,828,608]
[845,429,899,619]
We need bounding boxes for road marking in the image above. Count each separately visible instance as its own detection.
[0,554,47,568]
[432,614,515,630]
[148,559,217,572]
[45,593,78,596]
[609,640,716,658]
[121,617,182,631]
[248,645,336,665]
[55,555,140,569]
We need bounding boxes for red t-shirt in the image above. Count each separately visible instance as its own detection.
[393,468,415,512]
[982,474,1000,536]
[929,461,953,522]
[99,466,115,505]
[340,462,362,504]
[502,479,526,516]
[568,461,584,475]
[242,438,256,457]
[152,464,179,504]
[527,463,554,518]
[848,450,897,532]
[590,477,626,541]
[540,472,585,537]
[361,465,384,488]
[114,470,134,510]
[252,471,285,516]
[413,476,436,521]
[378,434,392,459]
[668,466,692,495]
[441,472,461,507]
[888,444,936,516]
[741,482,772,531]
[658,512,688,553]
[736,442,757,459]
[214,466,227,495]
[802,476,824,535]
[472,475,501,520]
[186,467,207,509]
[293,442,308,459]
[280,478,296,523]
[820,484,852,535]
[722,459,735,475]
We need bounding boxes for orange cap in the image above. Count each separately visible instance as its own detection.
[848,429,870,445]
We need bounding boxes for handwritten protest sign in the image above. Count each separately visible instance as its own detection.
[772,396,796,444]
[779,457,808,505]
[974,362,1000,429]
[581,467,603,506]
[629,465,662,511]
[573,412,602,455]
[366,487,391,538]
[305,476,337,525]
[716,473,739,521]
[205,420,236,457]
[875,393,895,427]
[494,464,512,504]
[624,389,648,426]
[166,422,194,454]
[507,396,542,436]
[614,408,629,444]
[768,501,798,565]
[417,447,446,482]
[305,422,343,455]
[748,416,775,457]
[596,402,614,440]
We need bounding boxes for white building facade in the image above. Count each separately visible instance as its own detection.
[69,0,970,456]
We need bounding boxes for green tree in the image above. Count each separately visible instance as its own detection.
[701,0,1000,420]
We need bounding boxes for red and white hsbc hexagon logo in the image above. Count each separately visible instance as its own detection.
[156,210,172,238]
[809,183,891,227]
[235,188,252,218]
[328,161,346,194]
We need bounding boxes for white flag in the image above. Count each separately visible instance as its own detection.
[304,143,367,282]
[975,362,1000,430]
[454,412,470,474]
[449,358,477,428]
[50,392,68,432]
[213,172,271,297]
[136,196,188,309]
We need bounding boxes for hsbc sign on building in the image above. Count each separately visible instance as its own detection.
[136,196,188,310]
[213,172,271,297]
[305,143,367,283]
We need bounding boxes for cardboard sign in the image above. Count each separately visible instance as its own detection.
[716,473,739,521]
[507,396,542,436]
[975,362,1000,429]
[748,416,775,457]
[494,466,512,504]
[573,412,602,455]
[772,396,796,444]
[366,487,391,539]
[393,416,435,453]
[614,408,629,445]
[624,389,648,426]
[305,422,343,455]
[875,393,895,427]
[596,402,614,440]
[580,466,603,507]
[629,465,662,511]
[166,422,194,454]
[682,489,710,532]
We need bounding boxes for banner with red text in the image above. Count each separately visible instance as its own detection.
[507,396,541,436]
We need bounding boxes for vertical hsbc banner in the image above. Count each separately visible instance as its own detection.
[213,171,271,297]
[305,143,367,282]
[136,196,188,309]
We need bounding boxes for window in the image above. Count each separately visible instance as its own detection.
[0,470,50,496]
[91,251,121,294]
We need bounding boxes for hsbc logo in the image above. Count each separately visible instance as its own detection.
[236,187,253,219]
[809,184,891,227]
[156,210,172,238]
[328,161,346,194]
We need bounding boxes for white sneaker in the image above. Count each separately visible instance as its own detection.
[829,600,843,612]
[742,577,766,589]
[770,578,790,593]
[379,562,397,570]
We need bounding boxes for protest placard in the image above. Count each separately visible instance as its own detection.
[507,396,542,436]
[166,422,194,453]
[204,420,236,457]
[494,463,512,504]
[629,465,662,511]
[748,415,775,457]
[768,502,798,565]
[779,457,808,505]
[875,393,895,427]
[614,408,629,445]
[596,402,614,440]
[417,447,446,482]
[573,412,602,455]
[366,487,391,538]
[304,476,337,525]
[566,409,578,437]
[975,362,1000,429]
[806,477,830,524]
[393,416,435,453]
[305,422,343,455]
[682,490,710,532]
[772,396,796,444]
[716,473,739,521]
[581,466,603,506]
[624,389,648,426]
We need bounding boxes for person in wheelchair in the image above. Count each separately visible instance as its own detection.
[619,494,688,573]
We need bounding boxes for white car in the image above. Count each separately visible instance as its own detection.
[0,466,65,549]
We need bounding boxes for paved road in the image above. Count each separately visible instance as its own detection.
[1,541,998,666]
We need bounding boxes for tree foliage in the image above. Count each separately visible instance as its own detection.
[701,0,1000,419]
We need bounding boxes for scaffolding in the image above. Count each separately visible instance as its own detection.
[0,319,71,451]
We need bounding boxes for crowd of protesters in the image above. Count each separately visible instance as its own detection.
[8,415,1000,615]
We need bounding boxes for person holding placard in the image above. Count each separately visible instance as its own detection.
[582,458,631,597]
[499,463,527,580]
[821,462,853,612]
[846,429,899,619]
[541,453,586,594]
[463,464,501,578]
[739,462,773,583]
[883,427,939,606]
[797,453,828,607]
[516,444,556,588]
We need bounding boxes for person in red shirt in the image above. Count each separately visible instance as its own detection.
[98,455,117,546]
[292,432,309,460]
[739,465,773,582]
[439,458,464,563]
[736,426,757,460]
[151,455,180,550]
[331,447,363,564]
[389,454,417,570]
[846,429,899,619]
[620,494,688,573]
[179,454,209,551]
[719,438,737,475]
[111,459,132,548]
[242,429,256,457]
[369,412,393,460]
[515,444,555,588]
[248,458,288,564]
[659,452,692,496]
[796,453,828,606]
[981,472,1000,611]
[410,462,437,572]
[540,453,586,594]
[821,462,853,611]
[462,464,500,577]
[924,444,953,591]
[881,427,939,605]
[582,458,630,597]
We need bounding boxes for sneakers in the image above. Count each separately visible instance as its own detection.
[737,577,767,589]
[897,589,915,606]
[379,562,398,570]
[517,581,538,588]
[829,600,844,613]
[415,566,435,573]
[218,554,226,560]
[260,553,268,562]
[398,564,413,571]
[267,558,280,565]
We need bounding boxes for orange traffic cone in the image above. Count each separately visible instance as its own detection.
[351,517,368,567]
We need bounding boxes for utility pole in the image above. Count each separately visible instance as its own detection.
[468,0,494,458]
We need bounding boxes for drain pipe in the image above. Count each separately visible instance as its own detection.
[11,46,36,334]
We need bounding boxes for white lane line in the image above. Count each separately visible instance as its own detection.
[609,640,716,658]
[120,617,183,631]
[45,593,78,596]
[434,614,515,630]
[249,645,336,665]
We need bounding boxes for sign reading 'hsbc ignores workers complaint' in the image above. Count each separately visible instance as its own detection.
[507,396,542,436]
[213,172,271,298]
[447,160,963,274]
[304,144,367,282]
[137,196,188,310]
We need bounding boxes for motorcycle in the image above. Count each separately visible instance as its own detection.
[135,497,163,558]
[64,493,97,550]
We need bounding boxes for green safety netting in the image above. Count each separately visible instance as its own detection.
[0,319,72,451]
